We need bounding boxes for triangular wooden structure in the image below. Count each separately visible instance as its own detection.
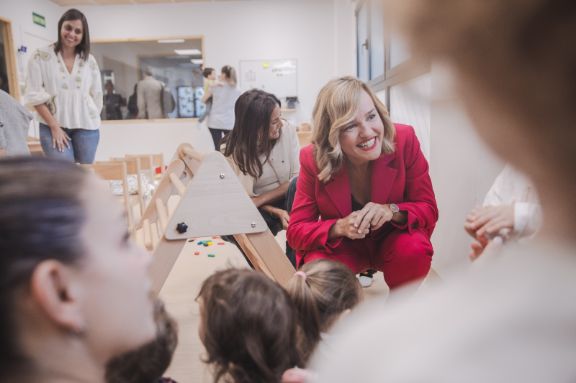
[135,143,295,294]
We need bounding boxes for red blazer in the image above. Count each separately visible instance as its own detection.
[287,124,438,253]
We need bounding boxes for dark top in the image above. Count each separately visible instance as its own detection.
[352,196,364,212]
[103,93,125,120]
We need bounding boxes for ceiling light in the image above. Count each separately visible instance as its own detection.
[157,39,185,44]
[174,49,201,56]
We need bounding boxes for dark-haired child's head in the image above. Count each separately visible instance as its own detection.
[197,269,302,383]
[106,299,178,383]
[202,67,215,80]
[287,260,363,363]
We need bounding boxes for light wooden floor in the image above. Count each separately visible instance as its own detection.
[158,232,390,383]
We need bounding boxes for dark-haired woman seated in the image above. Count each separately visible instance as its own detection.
[223,89,300,264]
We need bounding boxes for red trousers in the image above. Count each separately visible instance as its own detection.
[300,229,433,289]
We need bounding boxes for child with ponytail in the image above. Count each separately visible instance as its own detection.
[286,259,363,364]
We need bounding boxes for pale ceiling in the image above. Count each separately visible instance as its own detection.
[51,0,274,5]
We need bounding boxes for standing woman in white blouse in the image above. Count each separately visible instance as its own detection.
[25,8,102,164]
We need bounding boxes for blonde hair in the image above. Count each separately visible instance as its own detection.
[312,76,395,183]
[286,260,363,363]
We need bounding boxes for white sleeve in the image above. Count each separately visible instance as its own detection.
[287,123,301,179]
[88,55,103,112]
[24,50,52,108]
[513,202,542,237]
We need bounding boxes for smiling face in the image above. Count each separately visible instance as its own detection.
[338,90,384,166]
[60,19,83,50]
[268,105,282,140]
[76,175,156,362]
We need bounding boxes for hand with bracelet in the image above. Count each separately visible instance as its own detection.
[353,202,405,234]
[330,203,405,240]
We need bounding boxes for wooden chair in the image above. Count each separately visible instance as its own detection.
[108,157,146,220]
[27,137,44,156]
[125,153,165,177]
[139,143,295,294]
[83,161,134,233]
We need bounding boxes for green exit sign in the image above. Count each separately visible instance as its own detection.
[33,12,46,28]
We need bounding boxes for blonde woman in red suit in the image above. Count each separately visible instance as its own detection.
[287,76,437,289]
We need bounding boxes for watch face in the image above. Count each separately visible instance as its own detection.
[390,203,400,213]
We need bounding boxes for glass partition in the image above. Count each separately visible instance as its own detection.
[91,37,205,121]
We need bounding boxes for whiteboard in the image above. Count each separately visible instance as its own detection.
[239,59,297,99]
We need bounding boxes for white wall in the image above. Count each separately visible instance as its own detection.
[333,0,356,77]
[0,0,62,89]
[98,119,214,160]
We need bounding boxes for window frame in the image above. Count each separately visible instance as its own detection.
[0,17,20,99]
[355,0,430,109]
[92,35,205,123]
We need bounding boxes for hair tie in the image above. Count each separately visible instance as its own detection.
[294,271,307,281]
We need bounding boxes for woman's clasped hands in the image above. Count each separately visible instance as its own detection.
[331,202,395,240]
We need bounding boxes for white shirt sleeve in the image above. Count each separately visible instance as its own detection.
[287,123,301,179]
[88,55,103,112]
[484,165,541,239]
[514,202,541,237]
[24,50,52,108]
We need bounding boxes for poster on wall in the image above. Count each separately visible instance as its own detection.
[239,59,297,100]
[177,86,195,118]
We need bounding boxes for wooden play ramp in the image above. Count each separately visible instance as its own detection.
[135,143,295,294]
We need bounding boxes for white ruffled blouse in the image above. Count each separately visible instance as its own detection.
[25,45,103,130]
